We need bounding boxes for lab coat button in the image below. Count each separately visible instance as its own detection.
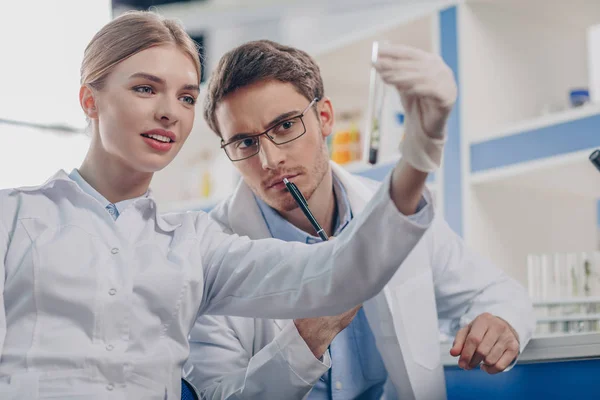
[106,344,114,351]
[108,288,117,296]
[106,383,114,391]
[111,248,119,255]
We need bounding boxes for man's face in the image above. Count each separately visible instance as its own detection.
[216,80,334,212]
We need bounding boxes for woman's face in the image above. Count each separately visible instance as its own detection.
[84,44,199,173]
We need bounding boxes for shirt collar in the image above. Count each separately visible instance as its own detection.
[68,169,113,209]
[68,169,150,216]
[255,173,353,244]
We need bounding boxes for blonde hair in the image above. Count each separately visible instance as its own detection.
[81,11,201,90]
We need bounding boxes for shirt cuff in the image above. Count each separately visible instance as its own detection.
[274,321,331,385]
[405,187,434,225]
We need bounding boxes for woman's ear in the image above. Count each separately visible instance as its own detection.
[79,85,98,119]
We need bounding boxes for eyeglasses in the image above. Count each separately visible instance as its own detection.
[221,97,320,162]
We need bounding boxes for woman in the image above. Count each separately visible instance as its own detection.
[0,11,436,399]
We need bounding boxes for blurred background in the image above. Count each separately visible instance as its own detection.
[2,0,600,339]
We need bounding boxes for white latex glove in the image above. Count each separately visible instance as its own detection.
[373,44,457,172]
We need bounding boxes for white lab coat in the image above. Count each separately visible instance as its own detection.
[0,169,430,399]
[185,162,535,400]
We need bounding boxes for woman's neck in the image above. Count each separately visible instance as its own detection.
[78,146,153,204]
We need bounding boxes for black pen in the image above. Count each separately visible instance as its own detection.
[283,178,329,241]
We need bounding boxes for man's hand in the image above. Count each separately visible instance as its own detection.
[450,313,520,374]
[294,305,362,359]
[374,44,457,141]
[377,44,457,215]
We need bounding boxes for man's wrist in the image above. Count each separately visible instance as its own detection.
[294,322,335,359]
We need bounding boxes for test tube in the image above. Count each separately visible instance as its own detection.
[363,41,386,165]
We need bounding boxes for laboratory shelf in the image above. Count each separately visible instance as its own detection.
[532,297,600,306]
[535,314,600,324]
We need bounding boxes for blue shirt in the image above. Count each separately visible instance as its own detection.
[68,169,147,220]
[255,176,388,399]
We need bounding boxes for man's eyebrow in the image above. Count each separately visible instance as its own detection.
[225,132,257,143]
[265,110,300,129]
[225,110,301,143]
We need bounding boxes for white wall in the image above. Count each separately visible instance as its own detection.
[469,183,598,285]
[0,0,110,189]
[0,123,90,189]
[0,0,112,130]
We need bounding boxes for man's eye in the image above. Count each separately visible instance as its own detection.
[237,138,257,149]
[280,121,294,130]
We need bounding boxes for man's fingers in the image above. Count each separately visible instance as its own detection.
[469,329,499,369]
[376,43,427,61]
[378,70,425,84]
[458,320,488,369]
[482,337,506,366]
[450,325,469,357]
[482,348,518,374]
[373,59,421,74]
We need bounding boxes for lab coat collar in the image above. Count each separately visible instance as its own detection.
[14,169,77,193]
[15,169,180,233]
[227,181,272,239]
[328,162,373,214]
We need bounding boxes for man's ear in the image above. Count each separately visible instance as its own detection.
[318,96,335,139]
[79,85,98,119]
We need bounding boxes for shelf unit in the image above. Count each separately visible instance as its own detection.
[458,0,600,289]
[536,315,600,324]
[533,297,600,307]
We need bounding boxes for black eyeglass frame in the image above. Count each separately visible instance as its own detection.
[220,97,320,162]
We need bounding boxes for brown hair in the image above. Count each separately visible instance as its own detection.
[81,11,201,90]
[204,40,324,136]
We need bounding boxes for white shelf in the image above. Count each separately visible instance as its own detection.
[471,104,600,145]
[533,297,600,307]
[536,314,600,323]
[469,148,600,199]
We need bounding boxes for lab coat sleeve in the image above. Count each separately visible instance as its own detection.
[432,218,536,355]
[197,173,433,319]
[0,220,8,359]
[185,315,330,399]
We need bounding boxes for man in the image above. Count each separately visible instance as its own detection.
[183,40,535,399]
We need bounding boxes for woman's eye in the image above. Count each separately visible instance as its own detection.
[133,86,154,94]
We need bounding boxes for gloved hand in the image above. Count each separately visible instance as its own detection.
[373,44,457,172]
